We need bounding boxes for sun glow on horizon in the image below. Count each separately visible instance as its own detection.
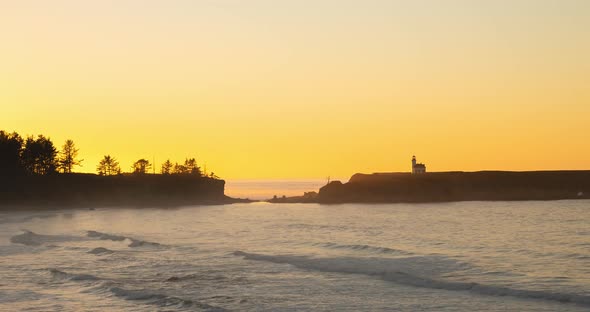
[1,1,589,179]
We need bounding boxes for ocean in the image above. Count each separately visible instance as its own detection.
[224,179,330,200]
[0,200,589,311]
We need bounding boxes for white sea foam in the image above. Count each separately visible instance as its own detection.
[9,230,161,249]
[87,231,161,248]
[10,230,85,246]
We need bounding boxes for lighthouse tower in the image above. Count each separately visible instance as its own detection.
[411,155,426,174]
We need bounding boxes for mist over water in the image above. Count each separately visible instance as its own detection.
[1,200,589,311]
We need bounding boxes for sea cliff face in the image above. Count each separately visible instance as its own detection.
[0,173,229,208]
[318,171,590,203]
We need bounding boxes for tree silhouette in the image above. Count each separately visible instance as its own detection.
[21,135,58,175]
[0,130,24,175]
[184,158,201,176]
[97,155,121,176]
[132,158,152,174]
[1,129,222,181]
[58,139,83,173]
[171,158,201,176]
[161,159,173,174]
[173,162,186,174]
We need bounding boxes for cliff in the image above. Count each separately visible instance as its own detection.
[318,171,590,203]
[0,173,234,209]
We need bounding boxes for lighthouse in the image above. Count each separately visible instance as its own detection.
[412,156,426,174]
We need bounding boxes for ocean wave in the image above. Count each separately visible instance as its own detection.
[87,230,127,241]
[286,223,349,231]
[314,242,412,255]
[48,269,226,311]
[127,239,161,248]
[166,273,228,283]
[10,230,85,246]
[87,230,161,248]
[565,253,590,260]
[101,285,226,311]
[163,271,248,285]
[233,251,590,306]
[511,248,590,261]
[49,268,100,281]
[88,247,114,255]
[0,244,50,256]
[0,213,60,225]
[0,290,44,303]
[109,287,193,307]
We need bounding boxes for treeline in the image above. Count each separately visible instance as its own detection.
[98,155,218,178]
[0,130,79,175]
[0,130,216,178]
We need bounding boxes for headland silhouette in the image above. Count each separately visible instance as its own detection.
[1,130,588,209]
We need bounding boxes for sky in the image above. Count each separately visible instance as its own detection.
[1,0,589,179]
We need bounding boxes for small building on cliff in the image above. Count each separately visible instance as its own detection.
[412,156,426,174]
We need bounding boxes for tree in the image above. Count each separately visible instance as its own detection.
[0,130,24,175]
[171,158,201,176]
[58,139,83,173]
[97,155,120,176]
[161,159,173,174]
[21,135,58,175]
[184,158,201,176]
[173,162,186,174]
[132,158,152,174]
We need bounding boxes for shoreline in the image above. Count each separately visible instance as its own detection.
[2,170,589,210]
[266,196,589,205]
[0,197,255,211]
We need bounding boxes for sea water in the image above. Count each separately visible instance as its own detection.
[0,200,589,311]
[225,179,329,200]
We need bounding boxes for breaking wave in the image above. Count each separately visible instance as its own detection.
[10,230,160,249]
[49,269,226,311]
[10,230,85,246]
[106,286,225,311]
[87,231,161,248]
[87,283,227,311]
[233,251,590,306]
[314,242,412,255]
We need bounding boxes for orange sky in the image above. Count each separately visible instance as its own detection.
[1,1,589,179]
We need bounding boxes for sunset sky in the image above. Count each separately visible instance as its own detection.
[1,0,589,179]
